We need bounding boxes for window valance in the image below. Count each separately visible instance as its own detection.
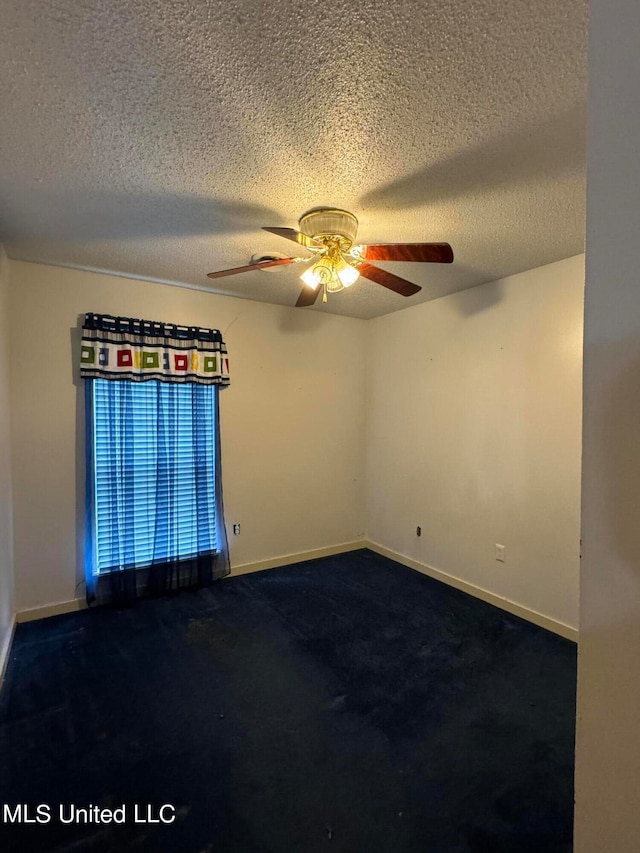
[80,313,230,386]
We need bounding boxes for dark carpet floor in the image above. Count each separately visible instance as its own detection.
[0,549,577,853]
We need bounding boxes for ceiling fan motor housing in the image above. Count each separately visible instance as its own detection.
[299,208,359,249]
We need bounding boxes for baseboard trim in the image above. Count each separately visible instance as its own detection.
[366,541,578,642]
[0,617,17,689]
[17,597,87,624]
[14,540,577,642]
[15,541,368,623]
[230,540,367,577]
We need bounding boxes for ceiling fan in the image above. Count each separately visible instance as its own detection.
[207,208,454,307]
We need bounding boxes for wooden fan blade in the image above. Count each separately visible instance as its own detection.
[359,243,454,263]
[207,257,296,279]
[262,227,323,250]
[357,262,421,297]
[295,284,323,307]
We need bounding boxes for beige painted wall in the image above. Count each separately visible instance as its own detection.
[0,247,15,666]
[574,0,640,848]
[8,260,367,613]
[365,256,584,630]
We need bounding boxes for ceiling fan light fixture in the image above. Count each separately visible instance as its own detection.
[300,255,337,290]
[300,252,358,293]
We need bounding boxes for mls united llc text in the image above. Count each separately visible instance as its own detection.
[2,803,176,825]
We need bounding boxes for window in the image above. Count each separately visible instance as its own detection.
[89,379,220,574]
[81,311,230,603]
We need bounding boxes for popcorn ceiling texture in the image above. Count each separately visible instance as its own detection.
[0,0,587,319]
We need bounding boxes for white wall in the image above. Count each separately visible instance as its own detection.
[6,254,585,636]
[366,255,584,630]
[575,1,640,848]
[0,247,15,672]
[8,260,367,613]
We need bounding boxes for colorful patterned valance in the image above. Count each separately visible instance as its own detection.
[80,313,230,386]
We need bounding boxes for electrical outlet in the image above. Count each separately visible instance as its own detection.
[416,526,422,537]
[495,544,505,562]
[233,523,241,535]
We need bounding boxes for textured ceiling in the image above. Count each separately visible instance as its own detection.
[0,0,587,319]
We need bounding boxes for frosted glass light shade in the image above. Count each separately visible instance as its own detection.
[300,265,321,290]
[336,260,359,287]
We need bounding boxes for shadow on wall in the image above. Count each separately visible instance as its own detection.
[595,338,640,568]
[449,279,504,317]
[276,304,334,335]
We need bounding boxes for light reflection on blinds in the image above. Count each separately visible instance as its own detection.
[93,379,217,572]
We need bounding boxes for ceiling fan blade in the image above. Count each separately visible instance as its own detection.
[262,227,323,250]
[295,284,323,308]
[207,257,297,279]
[357,262,421,297]
[359,243,454,263]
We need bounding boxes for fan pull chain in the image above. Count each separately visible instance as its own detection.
[323,282,328,303]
